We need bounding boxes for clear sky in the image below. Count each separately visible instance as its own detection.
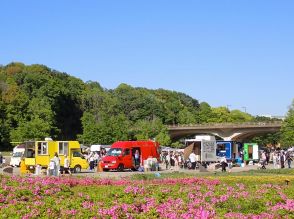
[1,1,293,116]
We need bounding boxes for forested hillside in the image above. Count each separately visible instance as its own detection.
[0,63,280,149]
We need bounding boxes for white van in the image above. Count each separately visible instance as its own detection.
[10,145,25,167]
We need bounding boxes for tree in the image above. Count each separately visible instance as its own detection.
[132,119,171,145]
[251,133,280,147]
[197,102,212,123]
[178,108,196,124]
[280,99,294,147]
[10,118,52,141]
[209,107,231,123]
[230,110,253,123]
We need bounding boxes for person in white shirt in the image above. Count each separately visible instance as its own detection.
[53,152,60,176]
[189,152,197,169]
[48,159,55,176]
[272,152,277,169]
[89,155,95,171]
[63,155,72,175]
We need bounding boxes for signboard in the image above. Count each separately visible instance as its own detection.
[201,140,217,162]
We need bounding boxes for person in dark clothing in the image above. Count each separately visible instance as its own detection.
[280,152,286,169]
[221,157,228,172]
[0,152,3,164]
[286,152,292,168]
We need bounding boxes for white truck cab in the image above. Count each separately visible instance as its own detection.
[10,145,25,167]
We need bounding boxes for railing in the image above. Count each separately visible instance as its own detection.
[168,121,283,128]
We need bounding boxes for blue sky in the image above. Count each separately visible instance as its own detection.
[1,1,293,116]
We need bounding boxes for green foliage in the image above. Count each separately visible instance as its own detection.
[280,99,294,147]
[171,141,184,148]
[79,112,129,145]
[0,62,284,148]
[10,117,53,141]
[250,133,280,147]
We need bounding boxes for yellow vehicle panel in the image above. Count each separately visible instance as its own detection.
[24,158,36,166]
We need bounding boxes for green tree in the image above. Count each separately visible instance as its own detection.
[280,99,294,147]
[230,110,253,122]
[133,119,171,145]
[197,102,212,123]
[10,118,52,141]
[178,108,196,124]
[209,107,231,123]
[251,133,280,147]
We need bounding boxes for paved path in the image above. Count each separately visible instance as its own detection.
[1,162,271,179]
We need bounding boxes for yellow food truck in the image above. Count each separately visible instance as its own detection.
[24,139,89,173]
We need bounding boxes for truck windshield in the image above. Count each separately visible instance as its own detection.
[107,148,122,156]
[13,152,23,157]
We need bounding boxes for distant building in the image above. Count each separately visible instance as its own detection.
[260,115,285,120]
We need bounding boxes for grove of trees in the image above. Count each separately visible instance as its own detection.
[0,63,292,150]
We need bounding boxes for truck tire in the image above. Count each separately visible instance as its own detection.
[117,164,124,172]
[74,165,81,173]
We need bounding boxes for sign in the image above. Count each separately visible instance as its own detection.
[201,140,217,162]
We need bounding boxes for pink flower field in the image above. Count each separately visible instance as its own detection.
[0,175,293,218]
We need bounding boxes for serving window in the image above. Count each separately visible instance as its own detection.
[37,142,48,155]
[59,142,69,155]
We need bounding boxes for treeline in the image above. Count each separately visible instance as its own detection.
[0,63,292,150]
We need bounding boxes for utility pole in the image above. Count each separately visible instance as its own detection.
[242,107,247,113]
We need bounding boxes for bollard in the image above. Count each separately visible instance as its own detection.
[97,161,103,172]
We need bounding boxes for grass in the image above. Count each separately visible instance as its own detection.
[129,168,294,180]
[0,151,11,156]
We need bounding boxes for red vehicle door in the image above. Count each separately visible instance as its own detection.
[122,148,133,168]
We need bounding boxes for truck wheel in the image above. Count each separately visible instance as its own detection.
[117,164,124,172]
[74,165,81,173]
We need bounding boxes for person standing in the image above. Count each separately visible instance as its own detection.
[134,150,140,167]
[280,152,286,169]
[53,152,60,176]
[0,152,3,164]
[178,153,183,169]
[220,156,228,172]
[286,152,292,168]
[63,155,72,175]
[48,159,56,176]
[165,152,170,170]
[272,152,278,169]
[277,153,281,169]
[174,154,179,171]
[189,151,197,170]
[89,155,95,171]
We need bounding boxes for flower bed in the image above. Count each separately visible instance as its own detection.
[0,175,293,218]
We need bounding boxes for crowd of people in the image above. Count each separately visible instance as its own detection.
[161,146,294,173]
[85,148,107,171]
[161,151,185,171]
[259,148,293,169]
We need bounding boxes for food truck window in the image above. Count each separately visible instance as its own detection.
[248,145,253,159]
[37,142,48,155]
[59,142,69,155]
[217,144,226,152]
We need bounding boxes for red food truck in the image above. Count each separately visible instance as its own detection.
[100,141,160,171]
